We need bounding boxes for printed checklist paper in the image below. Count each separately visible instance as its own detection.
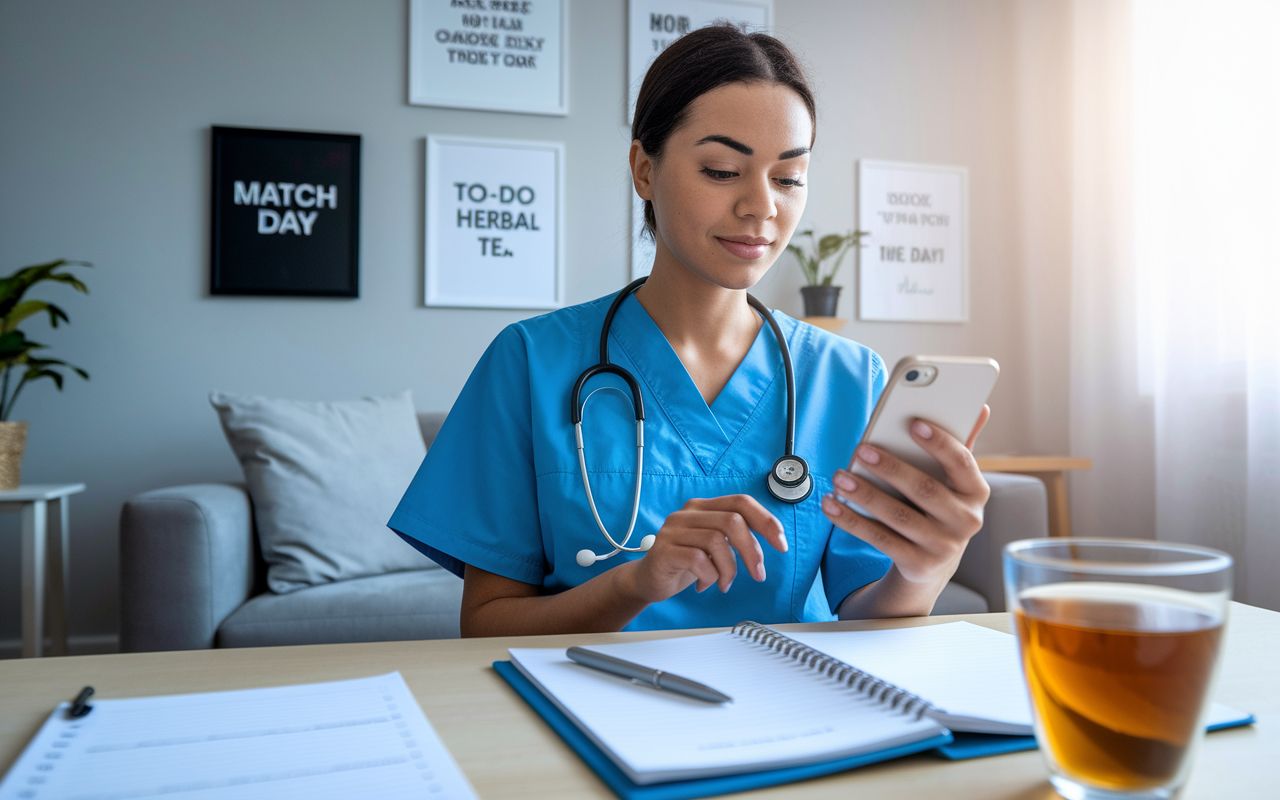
[0,673,476,800]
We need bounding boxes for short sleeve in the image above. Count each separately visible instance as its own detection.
[388,326,546,584]
[820,533,893,613]
[819,350,891,611]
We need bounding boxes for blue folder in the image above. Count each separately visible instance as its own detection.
[936,712,1257,761]
[494,660,954,800]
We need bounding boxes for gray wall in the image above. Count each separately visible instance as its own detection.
[0,0,1072,649]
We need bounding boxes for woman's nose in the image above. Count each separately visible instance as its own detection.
[735,174,776,221]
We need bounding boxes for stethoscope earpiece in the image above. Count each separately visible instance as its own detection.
[574,277,808,567]
[574,534,655,568]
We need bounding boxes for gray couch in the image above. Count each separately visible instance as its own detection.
[119,413,1048,652]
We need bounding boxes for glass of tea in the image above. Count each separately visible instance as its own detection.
[1004,538,1232,800]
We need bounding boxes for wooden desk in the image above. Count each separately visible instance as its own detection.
[1,606,1274,799]
[976,457,1091,538]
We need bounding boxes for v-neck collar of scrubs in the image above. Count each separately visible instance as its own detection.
[607,294,783,475]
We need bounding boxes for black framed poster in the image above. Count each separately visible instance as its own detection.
[211,126,361,297]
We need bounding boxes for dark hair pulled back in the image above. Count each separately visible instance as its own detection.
[632,24,816,240]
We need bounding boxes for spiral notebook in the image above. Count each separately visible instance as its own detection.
[505,621,955,788]
[502,621,1255,796]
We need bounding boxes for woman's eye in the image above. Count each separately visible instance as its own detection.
[701,168,738,180]
[775,177,806,187]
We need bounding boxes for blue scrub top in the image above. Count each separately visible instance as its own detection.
[389,291,891,630]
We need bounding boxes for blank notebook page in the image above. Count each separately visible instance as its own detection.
[509,631,943,784]
[788,622,1033,728]
[0,673,476,800]
[789,621,1250,734]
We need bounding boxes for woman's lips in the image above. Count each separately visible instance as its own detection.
[717,237,770,259]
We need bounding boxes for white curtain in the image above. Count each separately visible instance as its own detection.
[1069,0,1280,611]
[1132,0,1280,609]
[1069,0,1156,552]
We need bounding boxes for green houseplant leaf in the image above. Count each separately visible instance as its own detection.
[817,234,845,261]
[0,261,91,421]
[5,300,71,332]
[789,230,870,286]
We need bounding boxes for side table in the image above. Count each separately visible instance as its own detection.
[974,457,1090,538]
[0,484,85,657]
[801,316,848,333]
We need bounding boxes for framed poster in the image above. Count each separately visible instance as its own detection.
[408,0,568,116]
[211,126,360,297]
[857,160,969,322]
[627,0,771,122]
[627,0,771,279]
[425,135,564,309]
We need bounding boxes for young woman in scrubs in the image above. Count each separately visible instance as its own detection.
[390,25,990,636]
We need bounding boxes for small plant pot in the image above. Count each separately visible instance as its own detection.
[800,285,842,317]
[0,421,27,491]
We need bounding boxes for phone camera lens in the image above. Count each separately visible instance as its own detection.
[905,370,920,382]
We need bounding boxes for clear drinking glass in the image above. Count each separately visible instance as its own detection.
[1003,539,1232,800]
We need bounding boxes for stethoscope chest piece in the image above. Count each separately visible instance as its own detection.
[767,454,812,503]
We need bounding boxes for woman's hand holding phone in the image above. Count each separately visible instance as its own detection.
[822,405,991,616]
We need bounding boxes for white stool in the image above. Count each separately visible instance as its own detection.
[1,484,85,657]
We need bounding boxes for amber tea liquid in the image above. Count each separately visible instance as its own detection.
[1015,584,1223,792]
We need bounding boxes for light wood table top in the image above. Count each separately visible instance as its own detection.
[975,457,1092,473]
[801,316,848,333]
[1,605,1274,799]
[0,484,85,502]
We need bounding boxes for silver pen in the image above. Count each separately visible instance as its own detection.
[565,646,733,704]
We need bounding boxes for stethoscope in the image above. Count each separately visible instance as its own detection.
[572,277,812,568]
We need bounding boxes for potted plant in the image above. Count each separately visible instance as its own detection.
[0,260,91,490]
[787,229,869,317]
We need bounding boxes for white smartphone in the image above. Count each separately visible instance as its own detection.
[848,355,999,502]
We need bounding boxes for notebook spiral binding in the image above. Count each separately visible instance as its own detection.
[731,621,936,720]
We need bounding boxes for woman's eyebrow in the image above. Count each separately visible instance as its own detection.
[696,134,752,155]
[695,135,810,161]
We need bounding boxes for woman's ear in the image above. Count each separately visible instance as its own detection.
[629,140,655,201]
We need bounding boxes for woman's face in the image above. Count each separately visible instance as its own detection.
[633,81,812,291]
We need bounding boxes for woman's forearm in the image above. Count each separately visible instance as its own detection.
[836,565,950,620]
[460,561,654,637]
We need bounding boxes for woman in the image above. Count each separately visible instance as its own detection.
[390,25,990,636]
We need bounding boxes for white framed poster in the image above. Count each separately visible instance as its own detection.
[409,0,568,116]
[425,135,564,309]
[857,160,969,322]
[627,0,772,279]
[627,0,771,122]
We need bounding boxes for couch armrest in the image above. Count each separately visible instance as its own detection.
[120,483,257,652]
[951,473,1049,612]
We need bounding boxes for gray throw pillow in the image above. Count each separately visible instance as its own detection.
[210,390,433,594]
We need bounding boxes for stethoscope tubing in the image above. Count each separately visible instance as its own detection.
[745,292,798,459]
[571,277,806,567]
[574,399,645,558]
[571,277,796,453]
